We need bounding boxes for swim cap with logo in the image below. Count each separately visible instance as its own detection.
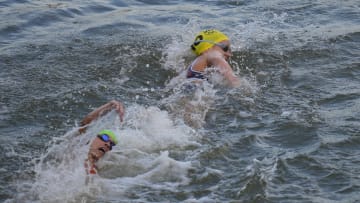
[98,129,118,144]
[191,29,229,56]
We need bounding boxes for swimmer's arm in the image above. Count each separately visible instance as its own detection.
[79,100,125,133]
[211,57,241,87]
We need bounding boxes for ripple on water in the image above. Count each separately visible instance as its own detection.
[1,0,360,202]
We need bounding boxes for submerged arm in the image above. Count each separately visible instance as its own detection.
[210,56,241,87]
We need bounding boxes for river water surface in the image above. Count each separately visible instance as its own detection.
[1,0,359,202]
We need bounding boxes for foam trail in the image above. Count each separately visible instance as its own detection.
[17,105,199,202]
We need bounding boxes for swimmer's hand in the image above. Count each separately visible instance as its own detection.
[89,166,97,174]
[109,100,125,122]
[229,76,241,88]
[79,100,125,134]
[84,160,98,175]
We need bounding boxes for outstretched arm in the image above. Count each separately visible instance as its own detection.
[79,100,124,133]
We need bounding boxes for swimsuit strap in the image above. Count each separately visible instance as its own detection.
[186,59,205,79]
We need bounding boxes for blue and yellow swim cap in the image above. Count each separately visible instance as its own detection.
[191,29,229,56]
[99,129,118,144]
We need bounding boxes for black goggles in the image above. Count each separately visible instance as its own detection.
[97,134,116,150]
[215,43,231,52]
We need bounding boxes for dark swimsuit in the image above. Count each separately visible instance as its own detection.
[186,59,205,79]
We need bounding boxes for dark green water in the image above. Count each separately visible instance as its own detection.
[1,0,359,202]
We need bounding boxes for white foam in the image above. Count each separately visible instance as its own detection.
[121,105,200,151]
[162,79,218,129]
[24,104,199,202]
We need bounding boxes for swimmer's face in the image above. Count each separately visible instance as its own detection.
[213,40,232,60]
[88,135,115,162]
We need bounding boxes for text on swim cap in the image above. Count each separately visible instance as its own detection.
[191,35,203,51]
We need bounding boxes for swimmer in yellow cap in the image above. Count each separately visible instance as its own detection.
[77,100,125,174]
[188,29,241,87]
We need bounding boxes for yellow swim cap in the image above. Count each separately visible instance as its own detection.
[191,29,229,56]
